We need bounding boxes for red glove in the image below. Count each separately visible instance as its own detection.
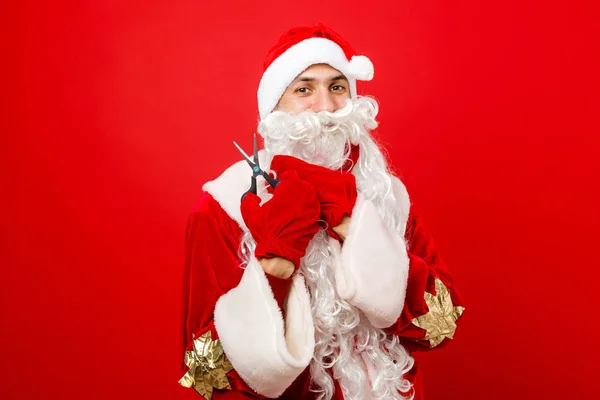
[270,155,357,241]
[240,170,321,269]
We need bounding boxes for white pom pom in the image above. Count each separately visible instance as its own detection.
[348,55,374,81]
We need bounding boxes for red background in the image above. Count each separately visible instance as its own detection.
[2,1,599,399]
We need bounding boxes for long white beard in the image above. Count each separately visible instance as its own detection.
[240,97,415,400]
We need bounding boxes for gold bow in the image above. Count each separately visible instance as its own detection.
[178,331,234,399]
[412,277,465,348]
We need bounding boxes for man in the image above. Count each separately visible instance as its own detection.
[179,24,465,400]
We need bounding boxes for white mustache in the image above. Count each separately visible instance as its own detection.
[258,96,379,170]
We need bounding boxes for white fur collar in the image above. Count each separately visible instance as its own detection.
[202,150,272,232]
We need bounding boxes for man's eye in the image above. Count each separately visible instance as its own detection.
[296,87,309,93]
[331,85,345,92]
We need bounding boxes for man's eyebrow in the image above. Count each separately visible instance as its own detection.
[293,74,349,83]
[330,75,348,81]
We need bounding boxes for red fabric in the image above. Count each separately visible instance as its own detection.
[181,191,464,399]
[384,205,466,350]
[180,192,264,398]
[270,155,358,241]
[240,170,321,268]
[341,143,361,173]
[263,23,356,71]
[265,273,293,311]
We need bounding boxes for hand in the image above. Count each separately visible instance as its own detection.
[332,215,352,241]
[241,170,321,270]
[259,257,295,278]
[270,155,357,241]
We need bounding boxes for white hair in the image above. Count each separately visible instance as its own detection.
[239,96,414,399]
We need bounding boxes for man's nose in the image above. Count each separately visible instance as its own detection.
[312,90,336,113]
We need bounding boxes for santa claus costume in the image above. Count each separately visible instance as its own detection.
[179,24,465,400]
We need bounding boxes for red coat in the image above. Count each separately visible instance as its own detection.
[179,152,465,400]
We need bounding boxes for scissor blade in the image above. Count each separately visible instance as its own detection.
[233,141,255,167]
[253,133,259,165]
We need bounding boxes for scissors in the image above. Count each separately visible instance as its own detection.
[233,133,280,201]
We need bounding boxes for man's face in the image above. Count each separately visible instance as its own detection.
[276,63,351,114]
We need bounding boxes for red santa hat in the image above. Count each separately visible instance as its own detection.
[257,23,374,120]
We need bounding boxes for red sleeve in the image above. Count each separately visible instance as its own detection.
[180,192,290,399]
[384,206,466,351]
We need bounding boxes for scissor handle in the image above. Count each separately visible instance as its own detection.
[241,176,258,202]
[262,172,280,189]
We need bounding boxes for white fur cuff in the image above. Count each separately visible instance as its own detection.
[213,258,315,398]
[334,194,410,328]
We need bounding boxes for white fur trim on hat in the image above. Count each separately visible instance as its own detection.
[257,37,373,120]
